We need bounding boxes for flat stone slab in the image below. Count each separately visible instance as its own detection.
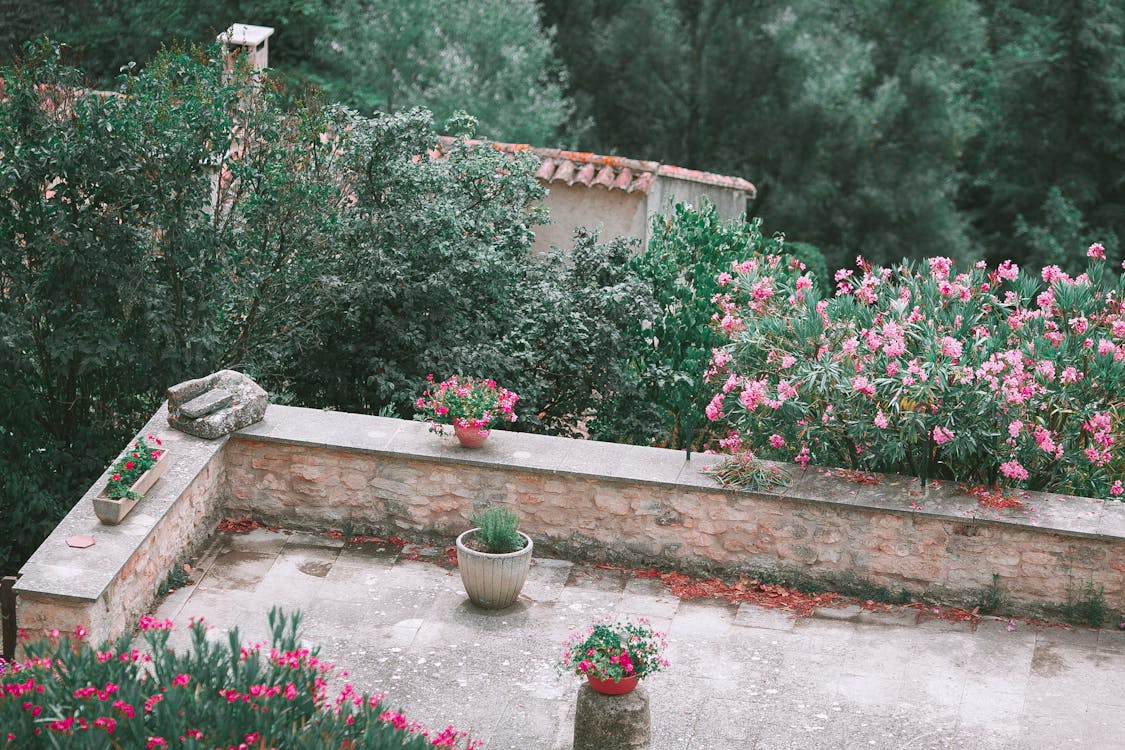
[180,388,233,419]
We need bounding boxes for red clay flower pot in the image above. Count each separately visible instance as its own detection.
[586,674,638,695]
[453,424,490,448]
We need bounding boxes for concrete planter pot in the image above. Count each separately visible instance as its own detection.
[93,449,170,525]
[455,529,533,609]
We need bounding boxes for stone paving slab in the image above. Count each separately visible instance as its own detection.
[149,529,1125,750]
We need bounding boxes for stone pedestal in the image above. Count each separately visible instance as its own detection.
[573,682,651,750]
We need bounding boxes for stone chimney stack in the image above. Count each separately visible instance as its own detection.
[217,24,275,72]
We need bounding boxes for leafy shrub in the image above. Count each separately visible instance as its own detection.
[502,229,657,438]
[706,246,1125,499]
[0,610,479,748]
[469,506,524,553]
[593,201,784,448]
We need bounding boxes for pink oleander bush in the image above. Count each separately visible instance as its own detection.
[705,244,1125,499]
[414,374,519,433]
[0,610,479,749]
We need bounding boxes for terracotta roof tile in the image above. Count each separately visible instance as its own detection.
[575,162,597,186]
[612,167,634,191]
[535,158,555,181]
[553,159,575,185]
[437,136,755,198]
[592,165,616,188]
[629,171,654,194]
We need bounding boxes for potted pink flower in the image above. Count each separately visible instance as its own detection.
[557,618,669,695]
[414,374,519,448]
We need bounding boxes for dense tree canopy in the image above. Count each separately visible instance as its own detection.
[542,0,1124,270]
[9,1,1123,269]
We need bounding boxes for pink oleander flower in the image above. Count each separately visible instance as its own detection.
[1110,480,1123,497]
[1000,460,1029,481]
[717,272,733,286]
[705,393,725,422]
[874,411,889,429]
[1088,242,1106,260]
[1069,316,1089,334]
[932,426,954,445]
[851,376,875,397]
[768,433,785,449]
[939,336,962,359]
[1042,265,1067,283]
[996,260,1019,281]
[1008,420,1023,438]
[928,256,953,280]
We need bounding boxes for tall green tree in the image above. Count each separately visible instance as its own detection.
[962,0,1125,269]
[542,0,984,270]
[313,0,574,143]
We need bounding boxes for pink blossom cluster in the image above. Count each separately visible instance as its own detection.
[2,616,481,748]
[704,244,1125,499]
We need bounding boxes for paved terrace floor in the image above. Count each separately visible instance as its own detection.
[151,528,1125,750]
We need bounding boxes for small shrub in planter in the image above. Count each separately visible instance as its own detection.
[456,507,533,609]
[0,610,479,748]
[414,375,520,433]
[465,506,526,553]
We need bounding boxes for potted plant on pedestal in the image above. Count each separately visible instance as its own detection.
[558,618,670,695]
[414,374,519,448]
[455,507,533,609]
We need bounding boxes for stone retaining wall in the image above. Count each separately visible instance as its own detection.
[224,406,1125,616]
[14,407,228,644]
[16,404,1125,645]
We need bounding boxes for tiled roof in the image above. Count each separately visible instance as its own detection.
[438,137,756,198]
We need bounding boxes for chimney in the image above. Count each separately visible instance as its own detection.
[217,24,275,72]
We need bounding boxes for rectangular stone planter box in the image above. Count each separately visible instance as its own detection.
[93,448,171,525]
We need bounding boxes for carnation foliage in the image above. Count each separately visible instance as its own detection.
[102,435,164,501]
[0,610,479,748]
[707,247,1125,499]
